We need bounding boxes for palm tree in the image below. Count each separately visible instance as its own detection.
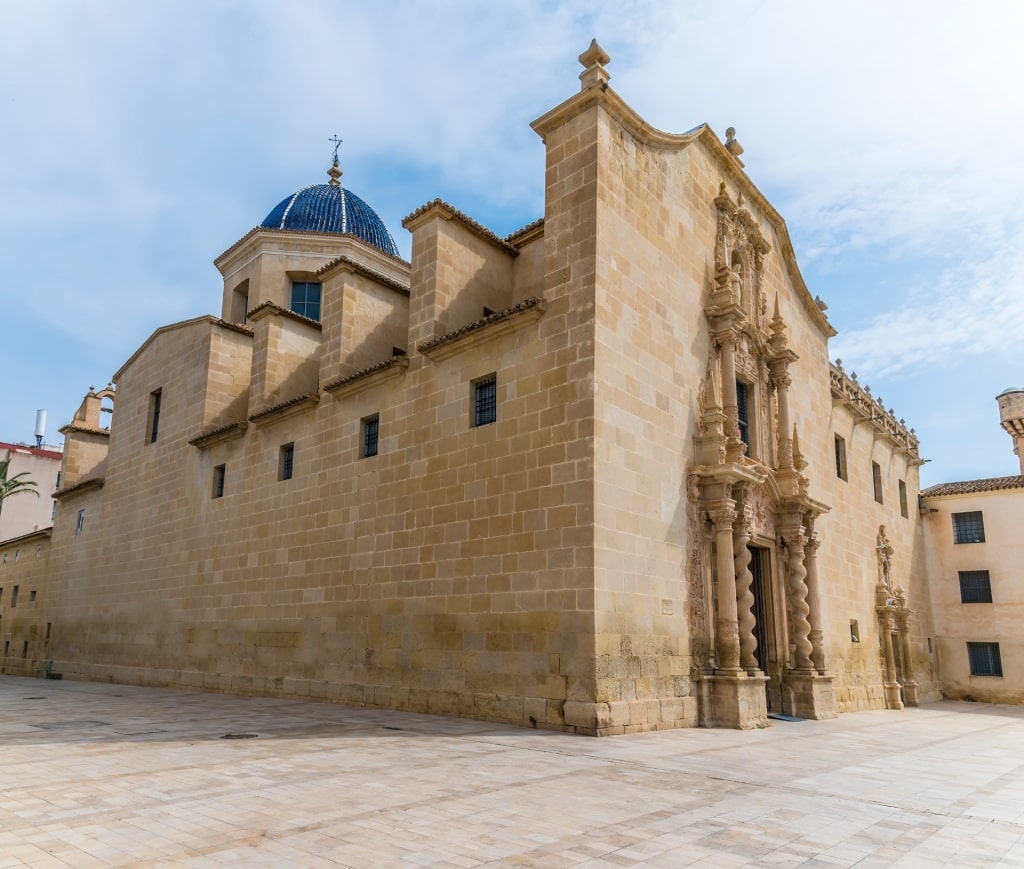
[0,460,39,518]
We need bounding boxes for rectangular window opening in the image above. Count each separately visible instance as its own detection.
[148,389,162,444]
[872,461,883,504]
[958,570,992,603]
[279,443,295,481]
[11,586,18,608]
[76,509,85,536]
[362,414,380,458]
[213,465,226,499]
[952,511,985,544]
[850,619,860,643]
[736,381,750,448]
[29,590,36,602]
[290,281,322,321]
[473,375,497,427]
[46,622,51,641]
[967,642,1002,677]
[21,641,28,659]
[899,479,908,518]
[834,434,848,481]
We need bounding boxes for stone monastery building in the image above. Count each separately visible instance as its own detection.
[2,43,959,733]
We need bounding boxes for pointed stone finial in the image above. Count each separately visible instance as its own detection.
[792,424,807,470]
[771,294,785,333]
[707,359,723,413]
[724,127,745,168]
[579,39,611,90]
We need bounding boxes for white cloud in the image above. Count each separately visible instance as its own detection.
[831,225,1024,378]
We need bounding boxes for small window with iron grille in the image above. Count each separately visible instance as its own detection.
[959,570,992,603]
[952,511,985,544]
[362,414,380,458]
[279,443,295,481]
[967,642,1002,676]
[213,465,226,499]
[473,375,497,427]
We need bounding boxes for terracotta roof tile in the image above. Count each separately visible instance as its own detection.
[921,475,1024,497]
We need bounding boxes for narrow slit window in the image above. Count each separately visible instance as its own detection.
[834,435,848,481]
[148,389,162,444]
[76,509,85,536]
[899,479,908,518]
[213,465,226,499]
[872,461,883,504]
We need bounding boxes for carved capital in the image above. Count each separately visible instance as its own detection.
[708,506,737,531]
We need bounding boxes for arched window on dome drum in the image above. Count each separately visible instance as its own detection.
[291,281,322,321]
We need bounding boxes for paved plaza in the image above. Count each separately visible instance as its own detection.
[1,677,1023,868]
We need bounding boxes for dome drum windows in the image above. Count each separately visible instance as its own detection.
[290,281,322,322]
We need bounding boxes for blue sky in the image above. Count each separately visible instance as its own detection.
[2,1,1021,486]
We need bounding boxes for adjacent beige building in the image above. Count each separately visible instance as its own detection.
[0,43,949,728]
[0,441,62,542]
[920,388,1024,705]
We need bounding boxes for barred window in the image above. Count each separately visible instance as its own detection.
[213,465,226,499]
[958,570,992,603]
[279,443,294,481]
[362,414,380,458]
[473,375,497,427]
[952,511,985,544]
[967,642,1002,677]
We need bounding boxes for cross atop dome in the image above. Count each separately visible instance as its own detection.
[328,134,344,186]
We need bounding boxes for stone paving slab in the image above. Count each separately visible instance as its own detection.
[1,677,1023,867]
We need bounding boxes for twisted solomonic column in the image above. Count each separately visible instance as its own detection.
[785,528,814,670]
[710,505,741,672]
[733,505,758,671]
[804,534,825,673]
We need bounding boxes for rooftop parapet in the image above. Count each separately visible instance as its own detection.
[829,360,921,461]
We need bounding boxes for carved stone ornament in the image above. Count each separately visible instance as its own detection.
[747,485,774,539]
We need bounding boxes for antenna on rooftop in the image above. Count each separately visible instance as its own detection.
[34,409,46,448]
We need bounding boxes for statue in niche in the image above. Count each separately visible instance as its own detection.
[876,525,894,592]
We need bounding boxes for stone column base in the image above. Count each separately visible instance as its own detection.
[782,671,838,719]
[902,680,920,707]
[883,680,904,710]
[705,671,769,729]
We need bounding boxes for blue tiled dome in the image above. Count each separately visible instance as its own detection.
[261,183,400,258]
